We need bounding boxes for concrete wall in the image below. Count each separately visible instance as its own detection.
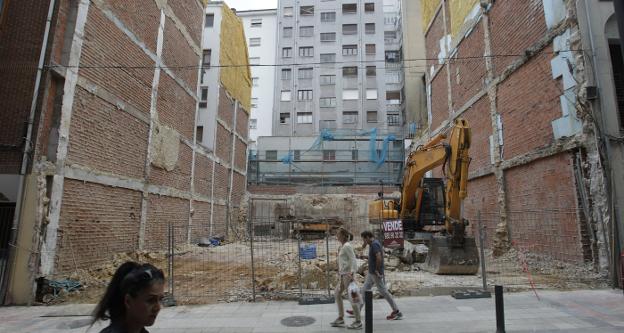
[421,0,612,271]
[401,0,427,136]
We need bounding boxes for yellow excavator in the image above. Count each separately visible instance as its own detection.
[368,118,479,274]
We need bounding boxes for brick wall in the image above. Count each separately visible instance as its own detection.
[157,72,196,141]
[449,21,486,110]
[461,96,491,172]
[190,201,211,243]
[430,66,448,130]
[162,17,199,90]
[144,196,190,250]
[218,87,235,127]
[194,154,213,197]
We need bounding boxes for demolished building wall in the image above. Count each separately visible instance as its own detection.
[420,0,614,275]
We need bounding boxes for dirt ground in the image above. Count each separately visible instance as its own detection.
[44,239,609,306]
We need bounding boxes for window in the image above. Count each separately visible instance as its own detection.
[297,112,313,124]
[320,120,336,130]
[320,32,336,42]
[366,66,376,76]
[343,24,357,35]
[202,50,211,68]
[249,57,260,65]
[320,97,337,107]
[385,31,397,40]
[342,45,358,56]
[342,89,359,100]
[367,111,377,123]
[196,126,204,142]
[205,14,214,27]
[280,113,290,124]
[386,72,400,83]
[299,46,314,57]
[343,66,358,77]
[251,97,258,108]
[342,3,357,14]
[321,12,336,22]
[249,37,261,47]
[320,53,336,64]
[385,50,400,62]
[365,23,375,34]
[282,47,292,58]
[281,90,292,101]
[298,90,313,100]
[283,27,293,38]
[387,113,401,126]
[352,150,358,160]
[323,150,336,161]
[393,140,403,149]
[366,89,378,100]
[281,68,292,80]
[266,150,278,160]
[250,18,262,27]
[298,68,313,79]
[300,5,314,15]
[294,150,301,161]
[343,111,358,124]
[199,87,208,108]
[366,44,376,55]
[386,91,401,104]
[320,75,336,85]
[283,7,293,16]
[249,119,258,129]
[365,3,375,12]
[300,26,314,37]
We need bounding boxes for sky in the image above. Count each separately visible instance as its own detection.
[223,0,278,11]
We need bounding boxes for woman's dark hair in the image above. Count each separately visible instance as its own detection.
[92,261,165,324]
[361,230,374,239]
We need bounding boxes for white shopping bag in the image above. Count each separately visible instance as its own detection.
[347,281,363,307]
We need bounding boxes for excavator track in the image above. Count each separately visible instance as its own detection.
[425,235,480,275]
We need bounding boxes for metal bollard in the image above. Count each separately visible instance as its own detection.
[495,285,505,333]
[365,290,373,333]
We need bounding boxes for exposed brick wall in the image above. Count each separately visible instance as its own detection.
[144,196,190,250]
[190,201,211,243]
[0,0,50,173]
[497,47,561,160]
[463,175,498,242]
[235,107,249,140]
[213,163,229,200]
[161,17,199,90]
[67,87,148,179]
[50,0,72,65]
[218,87,234,127]
[149,142,193,192]
[168,0,204,47]
[234,138,247,171]
[504,153,583,262]
[461,96,491,172]
[212,204,227,236]
[430,66,448,130]
[425,6,445,70]
[215,124,232,161]
[194,153,213,197]
[157,72,196,140]
[104,0,160,54]
[490,0,547,77]
[449,20,486,110]
[231,172,246,205]
[56,179,142,272]
[80,6,153,114]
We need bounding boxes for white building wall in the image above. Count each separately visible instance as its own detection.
[238,9,278,149]
[198,4,224,151]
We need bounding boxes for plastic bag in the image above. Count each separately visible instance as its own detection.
[347,281,363,306]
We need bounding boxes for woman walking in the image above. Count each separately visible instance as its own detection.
[330,227,362,329]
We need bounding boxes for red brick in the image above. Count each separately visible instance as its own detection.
[430,65,448,130]
[190,201,211,243]
[460,96,491,172]
[449,20,486,110]
[194,153,213,197]
[168,0,204,47]
[161,16,199,90]
[144,195,190,250]
[149,142,193,192]
[157,71,196,141]
[104,0,160,54]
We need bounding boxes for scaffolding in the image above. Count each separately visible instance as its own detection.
[248,129,406,186]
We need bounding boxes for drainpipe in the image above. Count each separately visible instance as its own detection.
[5,0,56,301]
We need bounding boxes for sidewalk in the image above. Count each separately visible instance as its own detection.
[0,289,622,332]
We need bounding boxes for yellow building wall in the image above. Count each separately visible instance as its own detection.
[449,0,479,38]
[421,0,441,33]
[219,4,252,113]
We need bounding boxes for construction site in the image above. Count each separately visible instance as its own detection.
[0,1,623,325]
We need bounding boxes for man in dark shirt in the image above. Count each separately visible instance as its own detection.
[360,230,403,320]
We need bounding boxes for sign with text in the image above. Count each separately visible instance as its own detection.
[382,220,404,249]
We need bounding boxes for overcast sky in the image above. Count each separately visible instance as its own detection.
[224,0,277,11]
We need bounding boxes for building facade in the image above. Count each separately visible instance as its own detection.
[272,0,405,137]
[419,0,621,284]
[0,0,250,304]
[237,9,278,150]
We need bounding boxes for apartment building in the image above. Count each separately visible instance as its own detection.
[272,0,405,136]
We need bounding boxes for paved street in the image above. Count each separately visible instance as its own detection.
[0,289,622,332]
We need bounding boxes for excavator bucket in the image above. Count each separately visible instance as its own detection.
[425,235,480,275]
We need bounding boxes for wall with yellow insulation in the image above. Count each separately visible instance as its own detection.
[219,4,252,112]
[421,0,480,39]
[421,0,441,33]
